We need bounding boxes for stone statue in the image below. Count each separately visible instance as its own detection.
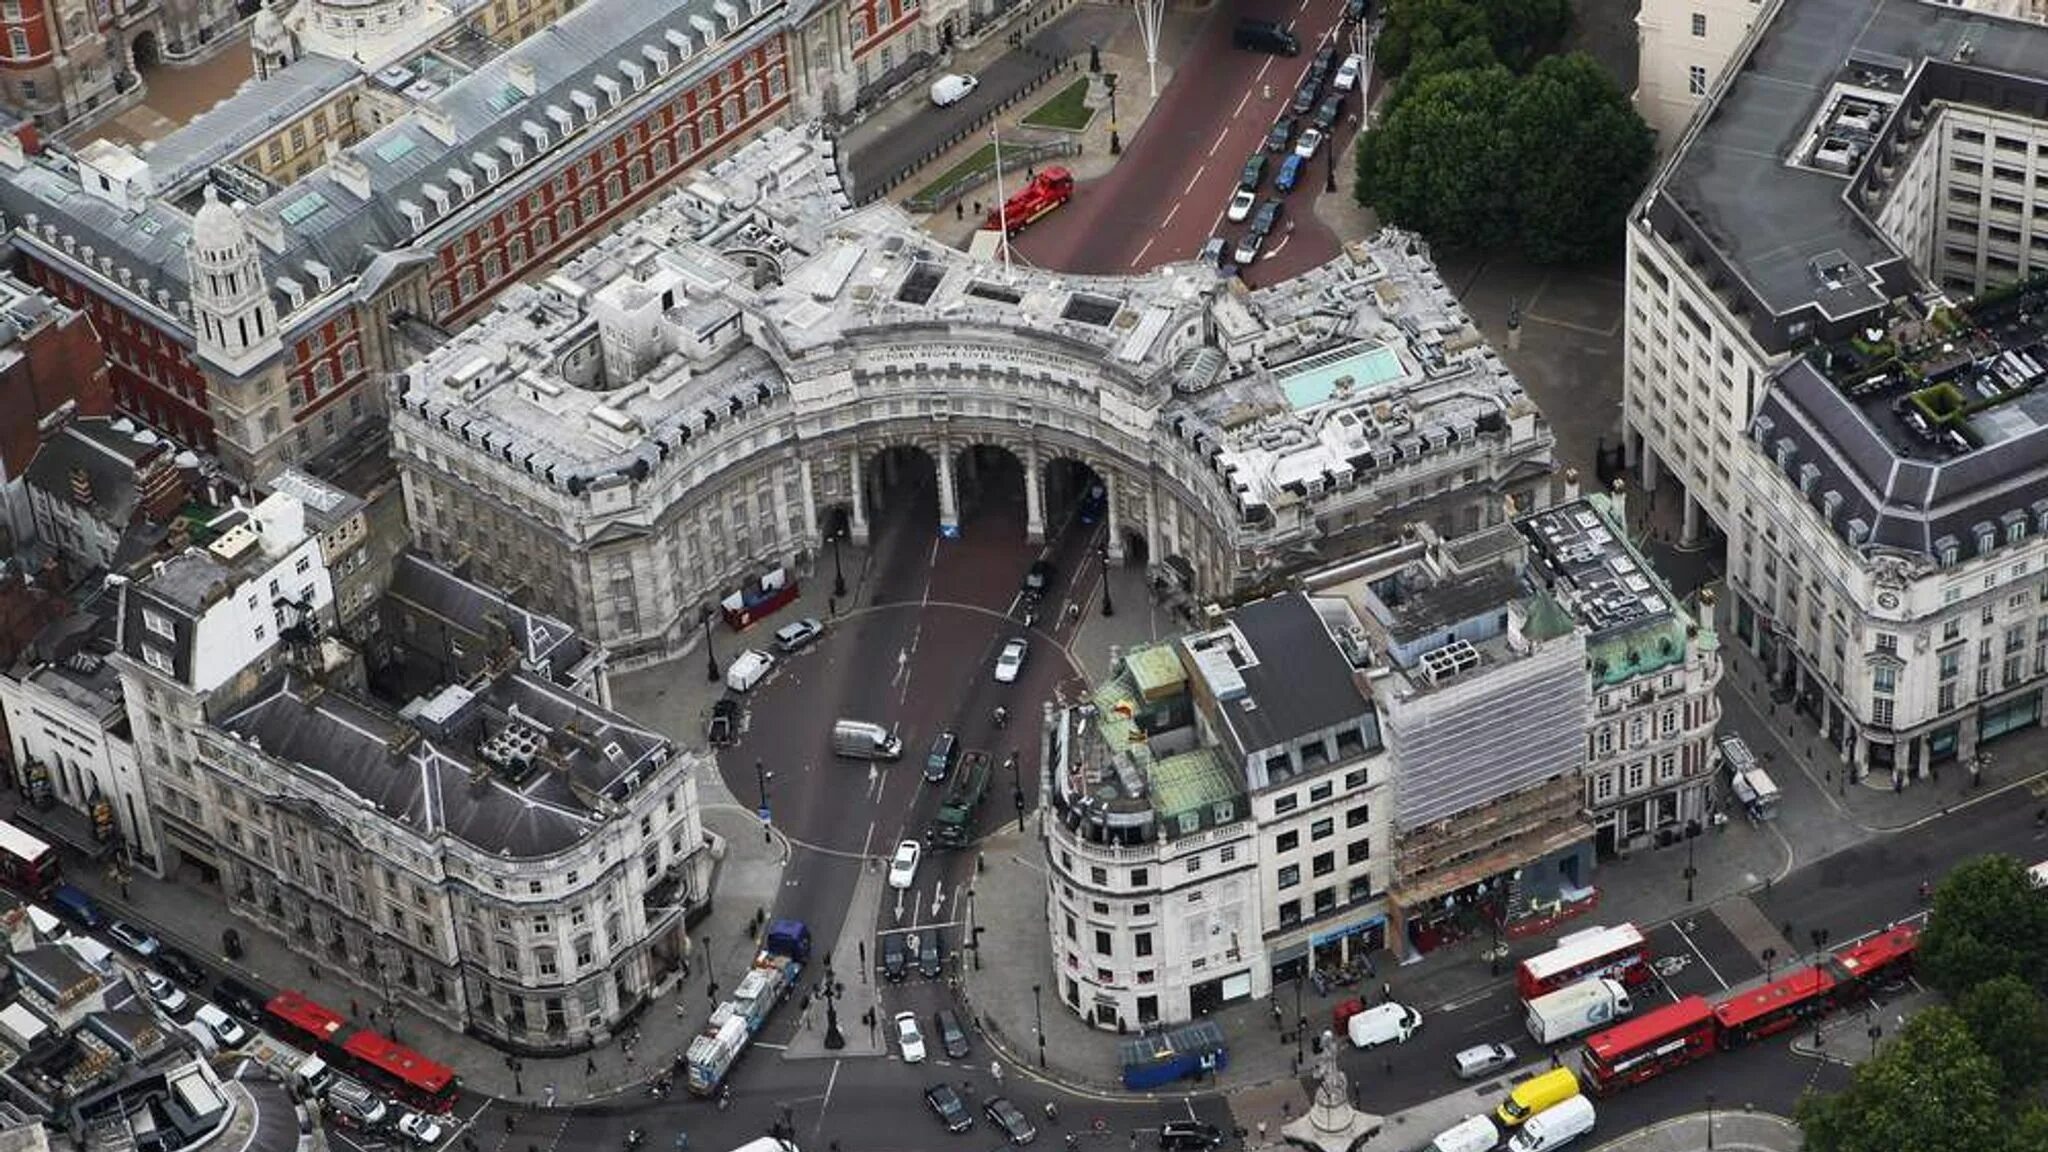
[1313,1029,1348,1116]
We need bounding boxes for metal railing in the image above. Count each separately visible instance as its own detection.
[903,135,1079,214]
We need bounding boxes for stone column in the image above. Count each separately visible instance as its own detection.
[937,444,960,535]
[1144,481,1161,569]
[1641,438,1661,493]
[848,448,870,545]
[798,458,819,545]
[1103,470,1124,562]
[1024,445,1045,543]
[1681,491,1704,547]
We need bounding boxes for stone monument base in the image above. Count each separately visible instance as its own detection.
[1280,1105,1383,1152]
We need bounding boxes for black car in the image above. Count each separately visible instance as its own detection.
[1265,117,1295,154]
[155,947,207,988]
[1249,199,1283,237]
[1315,94,1345,132]
[706,697,740,747]
[926,1083,973,1132]
[1292,79,1319,115]
[1022,560,1055,598]
[1239,153,1267,192]
[1308,45,1338,87]
[925,732,960,783]
[882,932,908,982]
[918,930,945,978]
[1159,1121,1226,1150]
[984,1097,1037,1145]
[212,976,268,1020]
[935,1008,971,1059]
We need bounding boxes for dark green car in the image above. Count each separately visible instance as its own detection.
[1240,153,1267,192]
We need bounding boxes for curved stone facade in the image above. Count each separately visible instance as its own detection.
[391,128,1557,667]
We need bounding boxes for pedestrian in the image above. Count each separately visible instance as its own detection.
[828,594,838,617]
[1027,163,1035,179]
[1381,981,1392,1004]
[504,1114,517,1134]
[1261,83,1272,100]
[1549,1048,1561,1069]
[585,1055,597,1076]
[626,1049,637,1067]
[973,200,982,216]
[349,998,360,1017]
[955,202,964,221]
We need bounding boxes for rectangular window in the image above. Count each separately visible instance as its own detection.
[1345,804,1370,829]
[1093,930,1112,956]
[1346,839,1370,865]
[1312,851,1335,878]
[1311,817,1334,841]
[1134,932,1153,958]
[1691,12,1706,36]
[1688,65,1707,96]
[1273,793,1299,815]
[1275,830,1299,853]
[1277,864,1300,889]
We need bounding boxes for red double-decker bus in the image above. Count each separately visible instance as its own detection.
[1832,923,1919,991]
[1712,964,1840,1048]
[0,820,60,899]
[1580,995,1718,1096]
[265,992,459,1111]
[1516,924,1653,1000]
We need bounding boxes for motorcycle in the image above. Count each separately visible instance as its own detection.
[625,1130,646,1149]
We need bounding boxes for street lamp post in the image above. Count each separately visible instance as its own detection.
[1293,973,1305,1066]
[505,1054,524,1097]
[831,526,847,599]
[701,606,721,683]
[967,887,983,971]
[1107,73,1121,155]
[756,759,774,844]
[1099,544,1115,617]
[1031,983,1047,1068]
[1761,946,1777,982]
[1684,820,1699,904]
[1010,751,1026,834]
[1705,1092,1716,1151]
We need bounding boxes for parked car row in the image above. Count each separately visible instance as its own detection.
[882,928,949,981]
[1212,21,1365,271]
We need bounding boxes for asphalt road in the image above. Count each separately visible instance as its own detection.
[1010,0,1362,283]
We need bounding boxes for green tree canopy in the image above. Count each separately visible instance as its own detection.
[1502,53,1654,263]
[1921,854,2048,997]
[1956,975,2048,1095]
[1355,54,1652,264]
[1355,65,1520,253]
[1383,34,1498,117]
[1377,0,1570,76]
[1797,1008,2008,1152]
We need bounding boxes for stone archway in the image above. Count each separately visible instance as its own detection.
[130,29,161,71]
[950,442,1027,537]
[862,443,938,530]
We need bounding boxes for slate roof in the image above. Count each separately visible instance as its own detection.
[217,670,668,858]
[137,53,360,194]
[1200,593,1369,762]
[1653,0,2048,345]
[0,0,786,322]
[22,418,163,532]
[385,552,593,683]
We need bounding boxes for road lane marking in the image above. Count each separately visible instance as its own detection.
[1130,237,1155,267]
[812,1060,841,1143]
[1185,168,1206,196]
[1670,919,1730,990]
[1207,126,1228,158]
[1233,88,1251,118]
[1162,201,1180,229]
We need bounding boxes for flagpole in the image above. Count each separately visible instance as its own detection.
[990,123,1013,282]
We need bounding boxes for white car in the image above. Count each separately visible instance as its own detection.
[1295,128,1325,159]
[895,1011,927,1063]
[194,1003,248,1048]
[888,840,922,889]
[396,1111,446,1146]
[1334,53,1364,93]
[142,970,189,1015]
[931,73,979,106]
[994,638,1029,684]
[1226,188,1257,222]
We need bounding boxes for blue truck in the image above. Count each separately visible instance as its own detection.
[685,919,811,1095]
[1120,1020,1228,1090]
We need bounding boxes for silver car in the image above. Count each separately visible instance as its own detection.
[1453,1042,1517,1080]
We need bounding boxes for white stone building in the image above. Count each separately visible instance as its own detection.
[1040,592,1394,1029]
[107,489,712,1051]
[391,127,1558,666]
[1626,0,2048,779]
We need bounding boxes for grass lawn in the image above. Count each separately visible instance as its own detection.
[911,142,998,202]
[1021,78,1094,130]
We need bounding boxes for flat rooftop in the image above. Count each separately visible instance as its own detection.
[1515,495,1673,639]
[1652,0,2048,345]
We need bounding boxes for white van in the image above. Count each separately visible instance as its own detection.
[725,649,775,693]
[930,73,978,106]
[179,1020,219,1056]
[1346,1001,1422,1048]
[1506,1094,1594,1152]
[1426,1115,1501,1152]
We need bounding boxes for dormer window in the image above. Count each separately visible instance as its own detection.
[1976,522,1996,555]
[475,152,502,183]
[1937,534,1961,567]
[1775,438,1797,471]
[522,120,550,151]
[448,168,476,200]
[1798,462,1820,496]
[2008,514,2028,546]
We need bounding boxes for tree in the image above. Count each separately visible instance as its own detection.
[1383,35,1498,118]
[1921,854,2048,997]
[1355,66,1519,253]
[1376,0,1492,77]
[1797,1008,2008,1152]
[1957,975,2048,1095]
[1478,0,1572,71]
[1378,0,1570,76]
[2014,1108,2048,1152]
[1503,53,1654,263]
